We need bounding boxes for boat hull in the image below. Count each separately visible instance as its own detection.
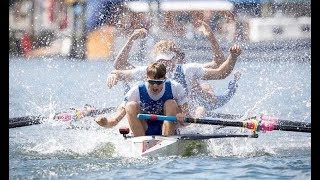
[125,133,258,157]
[130,135,209,157]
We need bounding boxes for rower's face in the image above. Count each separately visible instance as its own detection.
[146,75,166,96]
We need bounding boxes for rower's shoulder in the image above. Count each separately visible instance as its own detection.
[169,80,187,95]
[133,65,148,71]
[180,63,204,78]
[168,79,180,86]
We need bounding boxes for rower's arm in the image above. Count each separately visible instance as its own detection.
[112,69,136,80]
[180,103,191,117]
[95,106,126,128]
[107,69,136,89]
[213,76,240,109]
[197,20,225,69]
[114,28,148,70]
[176,103,192,126]
[202,44,241,80]
[112,106,127,124]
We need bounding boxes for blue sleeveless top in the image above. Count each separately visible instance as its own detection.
[173,64,188,92]
[139,80,174,135]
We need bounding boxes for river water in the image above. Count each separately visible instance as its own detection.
[9,40,311,179]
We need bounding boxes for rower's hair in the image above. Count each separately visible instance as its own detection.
[153,40,185,63]
[147,62,166,79]
[153,40,179,54]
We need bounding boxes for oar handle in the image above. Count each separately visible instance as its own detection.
[137,114,176,121]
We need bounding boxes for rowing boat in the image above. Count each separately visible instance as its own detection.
[116,113,311,157]
[10,107,311,157]
[131,135,208,157]
[119,127,258,157]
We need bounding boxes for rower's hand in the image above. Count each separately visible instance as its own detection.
[95,116,118,128]
[229,44,242,58]
[176,113,186,126]
[130,28,148,41]
[107,73,118,88]
[83,104,95,114]
[233,71,241,81]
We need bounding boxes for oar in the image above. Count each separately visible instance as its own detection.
[204,112,311,129]
[137,114,311,133]
[9,116,44,128]
[206,111,243,119]
[206,112,271,120]
[9,106,117,129]
[211,113,311,128]
[259,114,311,128]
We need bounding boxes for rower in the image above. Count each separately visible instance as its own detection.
[96,62,190,137]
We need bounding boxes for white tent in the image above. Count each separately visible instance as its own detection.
[126,0,234,12]
[160,0,234,11]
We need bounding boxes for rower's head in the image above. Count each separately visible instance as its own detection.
[153,40,185,72]
[200,83,215,96]
[146,62,167,95]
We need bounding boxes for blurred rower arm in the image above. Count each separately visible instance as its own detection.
[114,28,148,70]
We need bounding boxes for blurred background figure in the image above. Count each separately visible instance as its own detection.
[10,0,77,58]
[9,0,310,61]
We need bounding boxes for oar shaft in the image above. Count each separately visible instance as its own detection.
[260,114,311,127]
[206,112,243,119]
[277,120,311,127]
[89,107,116,116]
[184,117,244,127]
[9,116,44,128]
[204,113,311,128]
[9,106,117,129]
[273,125,311,133]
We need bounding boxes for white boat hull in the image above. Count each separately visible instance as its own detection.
[129,135,208,157]
[124,133,258,157]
